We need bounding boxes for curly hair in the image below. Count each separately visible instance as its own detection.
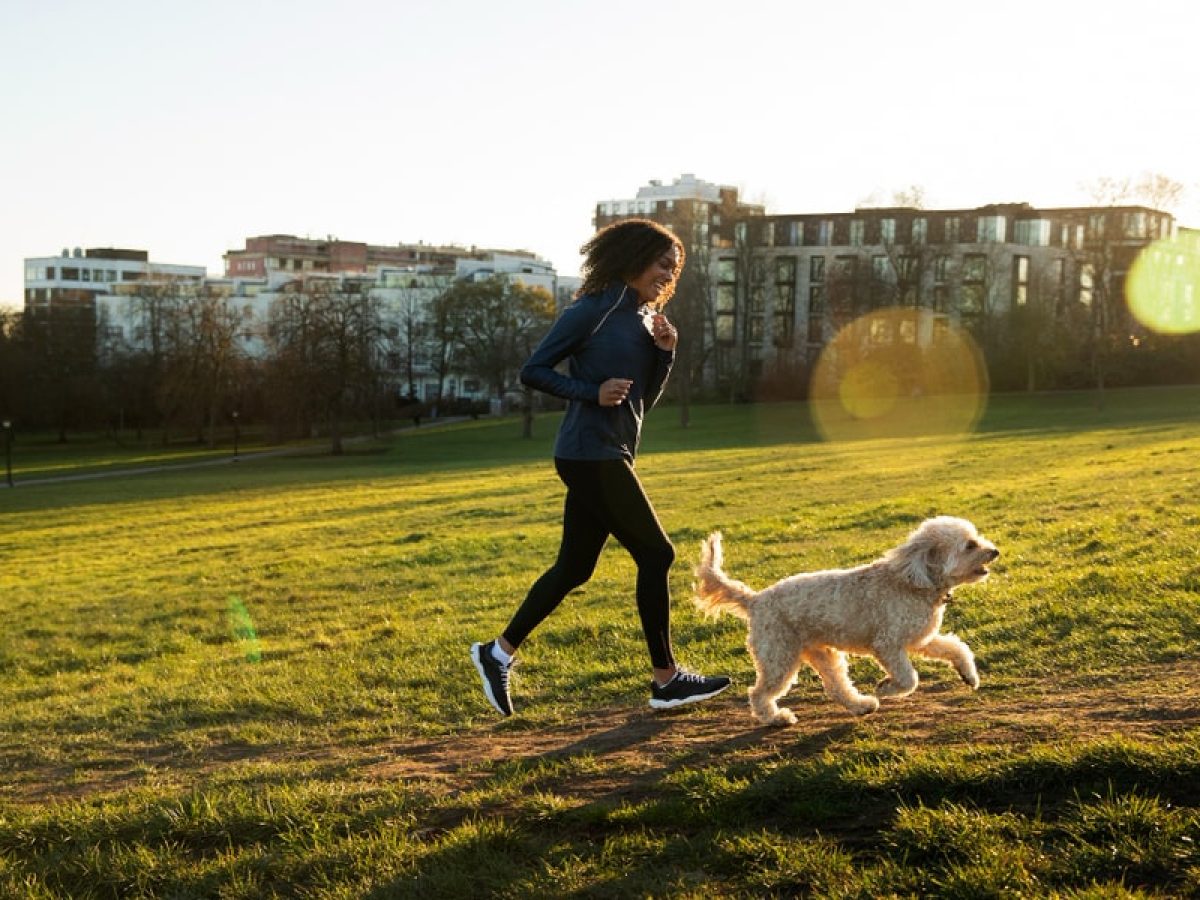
[576,218,685,308]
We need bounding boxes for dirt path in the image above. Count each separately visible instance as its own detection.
[8,661,1200,808]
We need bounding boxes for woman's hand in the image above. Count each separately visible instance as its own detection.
[598,378,633,407]
[650,314,678,351]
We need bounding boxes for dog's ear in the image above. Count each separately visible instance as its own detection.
[892,534,944,590]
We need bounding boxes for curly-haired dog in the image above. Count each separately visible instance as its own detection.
[694,517,998,725]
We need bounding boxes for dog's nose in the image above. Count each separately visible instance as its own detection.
[987,548,1000,561]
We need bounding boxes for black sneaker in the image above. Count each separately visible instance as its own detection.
[471,641,514,717]
[649,668,731,710]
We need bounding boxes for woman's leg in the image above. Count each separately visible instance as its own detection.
[500,463,610,651]
[572,459,677,672]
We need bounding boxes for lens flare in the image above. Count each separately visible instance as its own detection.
[227,596,262,662]
[809,307,987,443]
[1127,232,1200,335]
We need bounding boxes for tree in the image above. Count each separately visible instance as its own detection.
[23,295,99,441]
[1073,173,1183,398]
[439,277,555,404]
[667,203,717,425]
[0,309,29,425]
[158,284,246,447]
[265,276,384,454]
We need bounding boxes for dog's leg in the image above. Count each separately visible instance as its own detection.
[745,626,802,726]
[873,649,919,700]
[918,633,980,689]
[802,646,880,716]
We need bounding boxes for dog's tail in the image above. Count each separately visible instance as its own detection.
[693,531,757,621]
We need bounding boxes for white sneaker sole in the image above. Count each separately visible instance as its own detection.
[471,643,512,716]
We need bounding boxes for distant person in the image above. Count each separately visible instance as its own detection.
[470,219,730,716]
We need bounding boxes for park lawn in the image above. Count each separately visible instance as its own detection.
[1,387,1199,897]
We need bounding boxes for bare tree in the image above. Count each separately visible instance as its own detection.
[666,202,716,425]
[22,296,98,442]
[157,284,246,447]
[1134,171,1185,213]
[265,276,384,454]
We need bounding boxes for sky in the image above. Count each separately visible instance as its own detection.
[3,0,1199,308]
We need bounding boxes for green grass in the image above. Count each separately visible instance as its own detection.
[2,386,1200,897]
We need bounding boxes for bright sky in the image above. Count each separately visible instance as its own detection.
[3,0,1198,308]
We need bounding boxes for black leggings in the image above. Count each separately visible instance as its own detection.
[502,457,676,669]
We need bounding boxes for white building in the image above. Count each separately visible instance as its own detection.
[23,247,205,316]
[86,249,568,404]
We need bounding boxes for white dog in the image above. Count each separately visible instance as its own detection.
[693,517,998,725]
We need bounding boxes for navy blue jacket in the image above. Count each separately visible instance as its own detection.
[520,281,675,461]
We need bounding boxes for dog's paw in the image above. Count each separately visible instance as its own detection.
[875,677,917,699]
[753,706,797,727]
[847,696,881,716]
[769,707,798,727]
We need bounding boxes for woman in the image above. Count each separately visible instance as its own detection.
[471,218,730,716]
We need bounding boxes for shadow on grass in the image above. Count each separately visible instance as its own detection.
[386,731,1200,899]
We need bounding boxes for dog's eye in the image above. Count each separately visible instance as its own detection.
[965,540,979,550]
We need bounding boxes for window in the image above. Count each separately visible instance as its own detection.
[912,218,927,244]
[748,258,766,344]
[944,217,961,242]
[849,219,865,247]
[716,258,737,344]
[1079,263,1094,307]
[774,257,796,347]
[880,218,896,244]
[818,220,833,246]
[807,285,825,343]
[1013,255,1029,306]
[810,255,825,283]
[1087,214,1106,241]
[961,254,986,317]
[1051,258,1066,312]
[1014,219,1051,246]
[62,267,79,280]
[934,255,950,284]
[764,222,775,247]
[977,216,1006,243]
[869,316,892,344]
[1124,212,1147,239]
[898,255,918,305]
[962,254,986,283]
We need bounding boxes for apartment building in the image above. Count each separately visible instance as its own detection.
[593,173,764,249]
[223,234,514,279]
[23,247,205,315]
[720,202,1174,375]
[594,177,1175,389]
[88,245,565,404]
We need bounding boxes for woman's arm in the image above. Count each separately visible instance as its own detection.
[519,303,602,403]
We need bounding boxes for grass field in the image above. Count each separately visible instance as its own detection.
[2,387,1200,897]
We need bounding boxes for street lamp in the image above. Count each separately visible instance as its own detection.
[232,410,240,461]
[2,420,12,488]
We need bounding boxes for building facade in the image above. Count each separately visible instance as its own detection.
[24,247,206,316]
[716,202,1174,380]
[223,234,478,279]
[80,242,567,405]
[595,177,1176,393]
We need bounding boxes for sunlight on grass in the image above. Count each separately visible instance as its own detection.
[2,387,1200,895]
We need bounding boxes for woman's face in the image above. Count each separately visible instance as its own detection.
[628,244,680,304]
